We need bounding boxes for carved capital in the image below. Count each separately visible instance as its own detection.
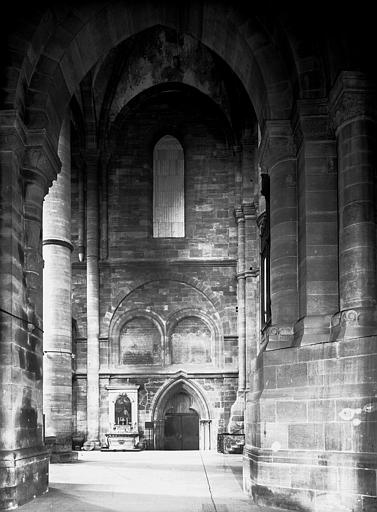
[258,120,296,172]
[341,309,360,326]
[329,71,377,131]
[22,129,61,194]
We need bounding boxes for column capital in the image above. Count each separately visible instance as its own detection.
[329,71,377,131]
[242,202,257,219]
[292,98,334,149]
[234,206,245,223]
[22,129,61,194]
[258,120,296,172]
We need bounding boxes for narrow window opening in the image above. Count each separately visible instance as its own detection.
[153,135,185,238]
[260,173,271,329]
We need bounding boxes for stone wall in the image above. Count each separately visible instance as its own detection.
[244,338,377,511]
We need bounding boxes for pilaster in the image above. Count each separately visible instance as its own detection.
[292,98,338,345]
[258,121,298,350]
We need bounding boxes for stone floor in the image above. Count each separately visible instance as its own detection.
[18,450,282,512]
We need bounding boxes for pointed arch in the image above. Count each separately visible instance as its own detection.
[151,376,213,450]
[151,376,212,421]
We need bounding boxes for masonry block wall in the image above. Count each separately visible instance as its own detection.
[244,337,377,511]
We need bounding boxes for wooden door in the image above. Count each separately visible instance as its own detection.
[164,412,199,450]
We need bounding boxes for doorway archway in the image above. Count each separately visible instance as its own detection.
[151,377,212,450]
[164,391,199,450]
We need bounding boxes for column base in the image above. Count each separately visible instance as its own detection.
[45,435,78,462]
[82,439,102,451]
[331,307,377,341]
[264,324,294,350]
[244,446,377,512]
[294,314,332,346]
[50,451,78,463]
[227,391,245,433]
[0,447,49,510]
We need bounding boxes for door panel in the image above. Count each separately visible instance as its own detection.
[182,414,199,450]
[164,415,182,450]
[164,413,199,450]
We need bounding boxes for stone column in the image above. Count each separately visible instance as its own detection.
[200,419,212,450]
[0,111,59,508]
[227,207,246,433]
[330,71,377,339]
[42,117,77,462]
[77,160,86,262]
[100,153,110,261]
[258,121,298,349]
[83,152,101,449]
[293,99,338,345]
[236,207,246,392]
[243,203,259,389]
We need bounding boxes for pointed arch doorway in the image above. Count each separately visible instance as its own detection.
[164,391,199,450]
[151,378,212,450]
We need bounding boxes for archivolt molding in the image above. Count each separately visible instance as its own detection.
[150,375,212,421]
[102,272,223,333]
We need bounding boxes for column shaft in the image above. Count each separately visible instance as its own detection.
[42,117,76,460]
[236,209,246,392]
[243,204,258,390]
[85,153,100,447]
[330,72,377,338]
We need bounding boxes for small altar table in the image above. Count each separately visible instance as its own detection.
[105,429,140,451]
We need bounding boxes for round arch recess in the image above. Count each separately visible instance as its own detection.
[108,308,165,367]
[166,308,222,367]
[151,377,213,450]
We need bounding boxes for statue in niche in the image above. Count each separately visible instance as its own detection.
[115,394,132,427]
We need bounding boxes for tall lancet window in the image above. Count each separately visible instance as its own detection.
[153,135,185,238]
